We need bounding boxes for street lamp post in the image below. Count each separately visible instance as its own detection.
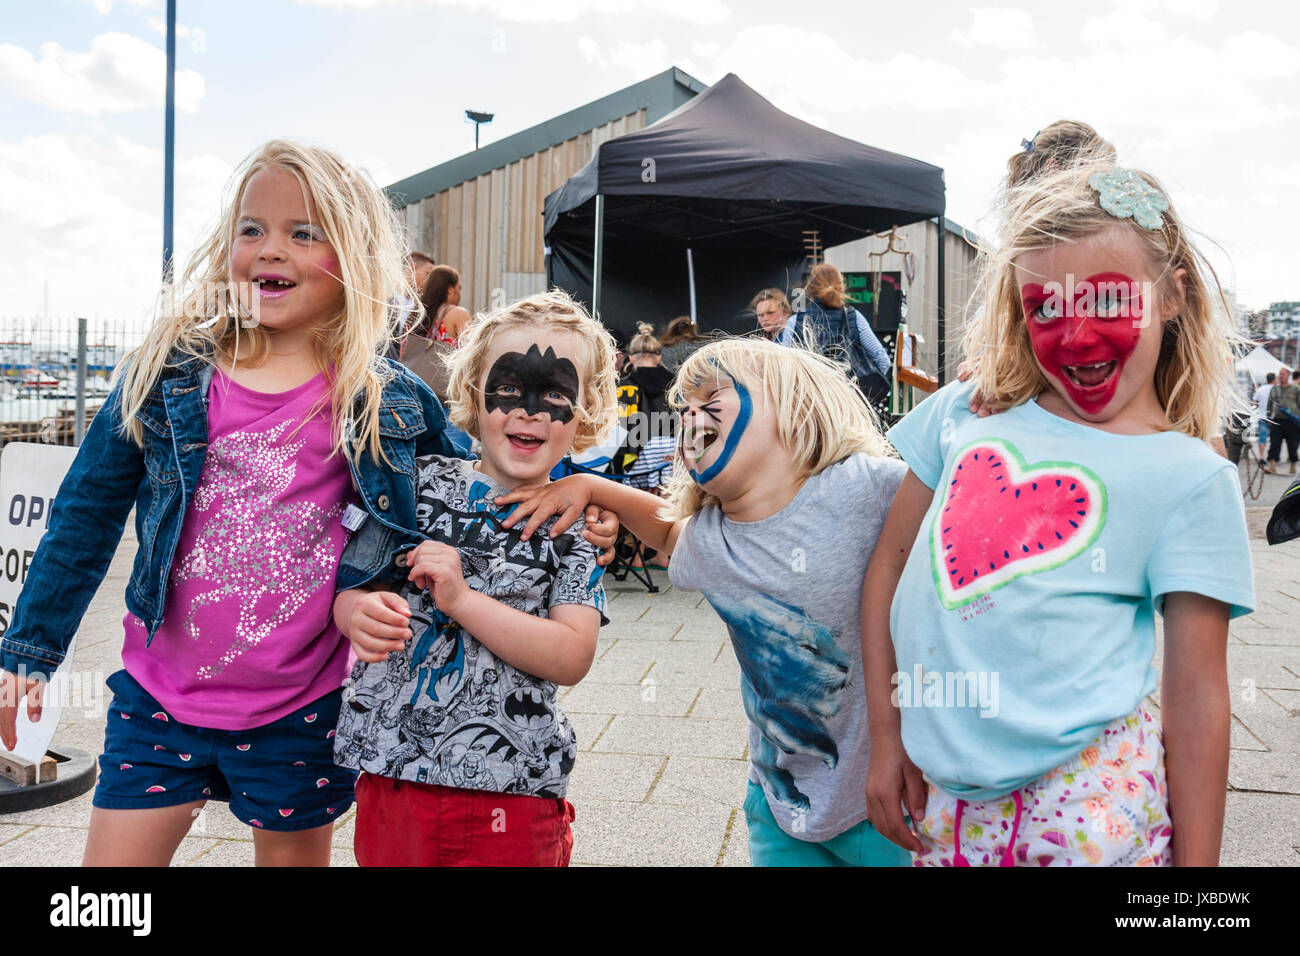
[466,110,494,150]
[163,0,176,283]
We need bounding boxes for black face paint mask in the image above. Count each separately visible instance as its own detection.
[483,344,580,424]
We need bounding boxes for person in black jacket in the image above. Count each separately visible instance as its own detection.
[619,323,676,487]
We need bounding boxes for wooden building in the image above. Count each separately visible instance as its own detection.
[387,68,706,314]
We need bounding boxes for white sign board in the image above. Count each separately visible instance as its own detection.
[0,442,80,763]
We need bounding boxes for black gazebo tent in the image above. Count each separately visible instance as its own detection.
[544,72,946,349]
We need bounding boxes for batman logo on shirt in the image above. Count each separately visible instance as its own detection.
[504,687,553,730]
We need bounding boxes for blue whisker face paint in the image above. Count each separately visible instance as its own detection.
[686,373,752,486]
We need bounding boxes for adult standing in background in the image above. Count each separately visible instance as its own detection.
[660,315,710,373]
[415,265,471,347]
[750,288,793,340]
[1266,367,1300,474]
[1253,372,1276,462]
[779,263,892,399]
[388,251,437,359]
[409,251,436,298]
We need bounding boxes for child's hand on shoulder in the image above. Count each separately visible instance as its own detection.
[406,541,470,616]
[495,475,621,565]
[496,474,596,539]
[956,361,999,418]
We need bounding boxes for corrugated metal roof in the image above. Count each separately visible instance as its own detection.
[386,67,707,207]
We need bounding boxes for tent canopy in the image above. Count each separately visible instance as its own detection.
[544,73,945,341]
[1237,345,1288,381]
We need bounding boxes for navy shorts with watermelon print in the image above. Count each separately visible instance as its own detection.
[93,669,356,832]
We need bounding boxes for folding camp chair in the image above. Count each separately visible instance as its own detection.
[557,454,672,593]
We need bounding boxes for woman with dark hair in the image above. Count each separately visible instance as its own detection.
[659,315,710,373]
[414,264,471,346]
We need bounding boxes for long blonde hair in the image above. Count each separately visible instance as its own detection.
[443,289,618,454]
[963,160,1246,439]
[118,139,410,462]
[661,336,892,520]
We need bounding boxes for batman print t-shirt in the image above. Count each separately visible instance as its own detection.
[333,456,607,798]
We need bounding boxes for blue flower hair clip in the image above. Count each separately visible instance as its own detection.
[1087,168,1169,231]
[1021,130,1040,153]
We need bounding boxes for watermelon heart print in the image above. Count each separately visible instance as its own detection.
[931,439,1106,609]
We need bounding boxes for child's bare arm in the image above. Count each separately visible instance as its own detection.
[406,540,599,686]
[333,588,412,663]
[862,469,934,853]
[1160,590,1231,866]
[497,474,687,556]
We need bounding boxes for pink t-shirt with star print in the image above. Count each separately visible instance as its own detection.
[122,367,356,730]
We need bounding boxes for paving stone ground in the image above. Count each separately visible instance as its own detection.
[2,456,1296,866]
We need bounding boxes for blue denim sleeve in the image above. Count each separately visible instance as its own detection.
[386,358,459,459]
[413,379,460,459]
[0,384,144,679]
[852,310,893,377]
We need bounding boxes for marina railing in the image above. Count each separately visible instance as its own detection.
[0,316,148,449]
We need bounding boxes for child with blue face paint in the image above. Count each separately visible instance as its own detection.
[499,337,912,866]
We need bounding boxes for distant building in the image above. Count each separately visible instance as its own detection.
[1265,301,1300,365]
[1267,301,1300,339]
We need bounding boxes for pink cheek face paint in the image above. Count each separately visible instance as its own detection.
[1021,273,1144,416]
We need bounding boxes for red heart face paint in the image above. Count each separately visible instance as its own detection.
[1021,272,1144,415]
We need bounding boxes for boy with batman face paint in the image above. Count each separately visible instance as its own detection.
[483,344,580,426]
[331,291,620,866]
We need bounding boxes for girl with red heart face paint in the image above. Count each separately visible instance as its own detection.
[1015,229,1171,430]
[863,147,1255,869]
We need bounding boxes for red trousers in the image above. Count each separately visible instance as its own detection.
[353,772,575,867]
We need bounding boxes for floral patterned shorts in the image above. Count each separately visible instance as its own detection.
[914,706,1172,866]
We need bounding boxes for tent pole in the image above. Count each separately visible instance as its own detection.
[593,193,605,319]
[686,247,697,325]
[936,213,947,387]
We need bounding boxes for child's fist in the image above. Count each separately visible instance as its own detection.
[405,541,469,616]
[338,590,412,663]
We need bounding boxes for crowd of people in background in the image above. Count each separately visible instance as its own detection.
[1263,367,1300,474]
[392,249,903,503]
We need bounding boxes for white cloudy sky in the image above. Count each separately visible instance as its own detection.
[2,0,1297,325]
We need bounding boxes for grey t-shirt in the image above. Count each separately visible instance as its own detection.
[669,452,906,841]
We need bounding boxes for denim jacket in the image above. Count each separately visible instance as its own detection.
[0,353,456,679]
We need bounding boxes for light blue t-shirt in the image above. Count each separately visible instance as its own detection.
[887,382,1255,801]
